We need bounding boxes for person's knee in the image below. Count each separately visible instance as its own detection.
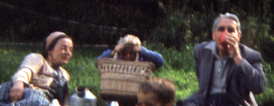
[23,89,50,105]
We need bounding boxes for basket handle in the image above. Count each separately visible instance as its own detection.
[113,52,139,62]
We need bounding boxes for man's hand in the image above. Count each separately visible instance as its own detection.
[226,34,243,65]
[10,81,24,102]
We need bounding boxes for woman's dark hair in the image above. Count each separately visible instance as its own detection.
[42,35,71,59]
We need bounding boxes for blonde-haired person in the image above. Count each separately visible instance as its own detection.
[95,34,164,106]
[95,34,164,69]
[136,78,176,106]
[0,31,73,106]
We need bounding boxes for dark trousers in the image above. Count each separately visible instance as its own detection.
[176,93,238,106]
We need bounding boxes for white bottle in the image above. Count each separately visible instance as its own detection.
[110,101,119,106]
[70,86,97,106]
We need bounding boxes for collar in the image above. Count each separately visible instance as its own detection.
[205,41,218,57]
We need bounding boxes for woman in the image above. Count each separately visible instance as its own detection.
[0,31,73,106]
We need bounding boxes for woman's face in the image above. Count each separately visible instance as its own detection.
[48,38,73,67]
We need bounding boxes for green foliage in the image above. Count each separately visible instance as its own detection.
[256,74,274,105]
[0,44,41,82]
[144,42,198,102]
[144,42,195,72]
[0,48,22,82]
[149,10,191,49]
[238,16,274,63]
[149,11,217,50]
[254,61,274,105]
[153,68,198,101]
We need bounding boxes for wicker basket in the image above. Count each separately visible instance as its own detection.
[96,53,156,101]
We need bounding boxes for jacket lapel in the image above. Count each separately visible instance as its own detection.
[204,52,216,97]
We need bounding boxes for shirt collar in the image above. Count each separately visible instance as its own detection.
[205,41,218,56]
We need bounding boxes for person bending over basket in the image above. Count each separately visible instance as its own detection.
[95,34,164,69]
[95,34,164,106]
[136,78,176,106]
[0,31,73,106]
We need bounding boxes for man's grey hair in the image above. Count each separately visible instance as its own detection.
[212,13,241,33]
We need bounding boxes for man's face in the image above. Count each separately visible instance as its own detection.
[212,17,241,51]
[49,38,73,66]
[137,92,164,106]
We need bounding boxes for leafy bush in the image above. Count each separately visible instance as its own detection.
[255,61,274,105]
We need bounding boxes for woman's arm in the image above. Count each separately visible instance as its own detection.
[10,53,45,102]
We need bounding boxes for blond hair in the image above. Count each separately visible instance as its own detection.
[117,34,141,45]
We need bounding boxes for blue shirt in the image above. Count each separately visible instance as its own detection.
[95,46,164,69]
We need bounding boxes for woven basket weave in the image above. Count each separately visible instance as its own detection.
[96,53,156,101]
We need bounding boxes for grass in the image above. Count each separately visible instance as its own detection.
[0,43,273,105]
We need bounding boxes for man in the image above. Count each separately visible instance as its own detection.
[137,78,176,106]
[176,13,267,106]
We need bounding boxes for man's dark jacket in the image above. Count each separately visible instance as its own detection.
[193,41,267,106]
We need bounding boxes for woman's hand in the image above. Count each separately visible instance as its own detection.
[133,44,141,52]
[10,81,24,102]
